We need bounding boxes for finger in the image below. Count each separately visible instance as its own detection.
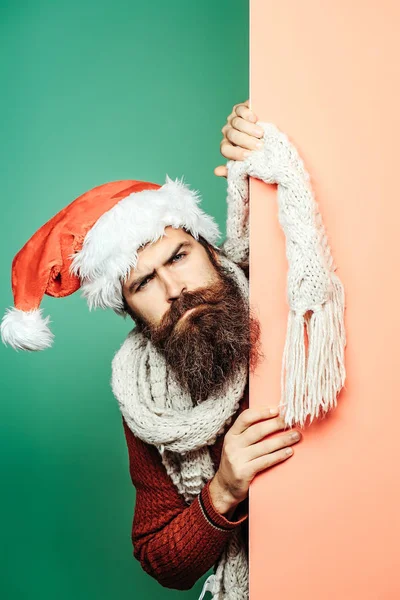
[227,100,251,126]
[226,128,263,151]
[214,165,228,178]
[241,416,294,446]
[244,429,301,462]
[232,100,249,113]
[231,116,264,138]
[220,141,251,162]
[235,103,258,123]
[230,406,279,436]
[248,447,294,478]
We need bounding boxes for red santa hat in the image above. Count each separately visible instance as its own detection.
[1,176,221,351]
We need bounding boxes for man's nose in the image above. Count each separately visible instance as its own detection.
[162,274,187,303]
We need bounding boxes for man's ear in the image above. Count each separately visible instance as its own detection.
[209,245,223,267]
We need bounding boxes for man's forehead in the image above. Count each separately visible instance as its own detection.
[139,226,190,253]
[127,227,194,282]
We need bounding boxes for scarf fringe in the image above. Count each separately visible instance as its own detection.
[226,122,346,430]
[280,272,346,427]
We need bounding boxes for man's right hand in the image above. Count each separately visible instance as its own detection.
[209,407,302,515]
[214,99,264,178]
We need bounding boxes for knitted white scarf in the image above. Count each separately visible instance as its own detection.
[225,122,346,427]
[112,254,250,599]
[111,122,346,599]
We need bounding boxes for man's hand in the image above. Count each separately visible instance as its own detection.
[214,100,264,178]
[209,406,302,514]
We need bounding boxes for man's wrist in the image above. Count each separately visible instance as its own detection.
[209,473,239,519]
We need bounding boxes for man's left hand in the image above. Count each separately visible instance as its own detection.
[214,100,264,178]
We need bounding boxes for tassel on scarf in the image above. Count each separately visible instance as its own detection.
[227,122,347,430]
[280,271,346,427]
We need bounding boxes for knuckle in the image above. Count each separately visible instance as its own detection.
[236,465,247,483]
[231,116,240,129]
[249,407,260,417]
[229,455,240,472]
[259,438,271,454]
[235,105,246,119]
[225,128,235,142]
[238,103,251,118]
[220,140,230,155]
[261,455,271,471]
[255,423,268,442]
[250,468,259,481]
[239,419,249,432]
[239,411,252,427]
[263,420,272,434]
[223,440,233,455]
[227,448,237,462]
[247,408,261,425]
[255,423,269,442]
[248,463,258,478]
[252,422,263,438]
[285,434,294,446]
[226,456,235,470]
[265,453,273,465]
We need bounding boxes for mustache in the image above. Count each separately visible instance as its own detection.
[135,264,263,405]
[159,282,228,330]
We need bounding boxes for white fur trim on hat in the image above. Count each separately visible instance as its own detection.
[69,175,221,314]
[0,307,54,351]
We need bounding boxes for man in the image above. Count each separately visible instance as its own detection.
[111,101,302,597]
[1,100,301,599]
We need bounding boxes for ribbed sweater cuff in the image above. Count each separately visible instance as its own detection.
[199,480,248,531]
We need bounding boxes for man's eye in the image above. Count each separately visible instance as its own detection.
[137,276,151,291]
[172,252,186,262]
[136,253,186,292]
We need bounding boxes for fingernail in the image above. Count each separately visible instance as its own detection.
[269,407,279,415]
[243,151,251,158]
[256,141,263,149]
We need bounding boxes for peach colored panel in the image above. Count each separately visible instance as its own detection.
[249,1,400,599]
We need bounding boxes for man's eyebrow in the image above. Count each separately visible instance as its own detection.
[128,241,192,293]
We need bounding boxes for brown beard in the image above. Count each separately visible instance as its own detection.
[134,260,263,405]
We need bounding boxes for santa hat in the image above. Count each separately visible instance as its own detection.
[1,176,221,351]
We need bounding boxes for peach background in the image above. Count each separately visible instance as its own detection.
[249,1,400,598]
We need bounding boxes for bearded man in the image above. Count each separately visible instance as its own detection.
[121,226,259,406]
[112,101,302,600]
[1,100,302,600]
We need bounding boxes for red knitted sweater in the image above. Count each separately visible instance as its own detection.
[121,381,249,591]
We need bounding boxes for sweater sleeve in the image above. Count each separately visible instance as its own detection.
[219,160,249,265]
[121,416,248,591]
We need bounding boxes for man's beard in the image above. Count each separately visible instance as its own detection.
[133,260,262,405]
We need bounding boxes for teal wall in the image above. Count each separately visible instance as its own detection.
[0,1,248,599]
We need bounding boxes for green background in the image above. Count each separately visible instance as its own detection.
[0,1,248,599]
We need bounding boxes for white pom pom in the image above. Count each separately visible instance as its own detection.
[1,307,54,351]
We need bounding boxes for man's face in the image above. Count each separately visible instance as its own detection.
[122,226,220,326]
[122,226,261,405]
